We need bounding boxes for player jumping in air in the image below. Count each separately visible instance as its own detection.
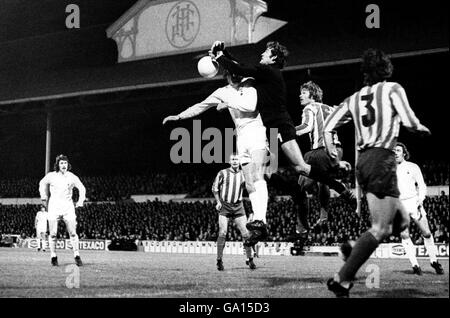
[163,68,272,247]
[210,41,351,246]
[395,142,444,275]
[296,81,356,231]
[39,154,86,267]
[323,48,431,297]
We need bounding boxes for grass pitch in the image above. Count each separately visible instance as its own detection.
[0,248,448,298]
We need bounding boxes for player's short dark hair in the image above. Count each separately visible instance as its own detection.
[395,142,410,160]
[300,81,323,103]
[223,68,243,85]
[54,154,72,171]
[267,41,289,69]
[361,48,394,86]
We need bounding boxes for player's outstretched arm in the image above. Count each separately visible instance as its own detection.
[162,115,180,125]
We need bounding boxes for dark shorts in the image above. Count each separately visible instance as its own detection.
[305,146,343,174]
[356,147,400,199]
[219,201,246,219]
[264,115,297,145]
[298,146,343,190]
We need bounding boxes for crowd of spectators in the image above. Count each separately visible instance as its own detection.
[0,160,447,199]
[1,194,448,245]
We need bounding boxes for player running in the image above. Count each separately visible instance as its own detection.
[323,48,431,297]
[212,153,256,271]
[395,142,444,275]
[39,154,86,267]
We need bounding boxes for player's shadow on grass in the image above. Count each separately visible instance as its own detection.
[392,269,437,275]
[263,276,324,287]
[370,288,440,298]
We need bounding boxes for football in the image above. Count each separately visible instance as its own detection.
[197,56,219,78]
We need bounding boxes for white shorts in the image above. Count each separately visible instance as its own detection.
[237,125,268,165]
[47,201,77,222]
[401,197,427,221]
[36,225,47,234]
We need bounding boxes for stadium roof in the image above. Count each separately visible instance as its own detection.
[0,0,448,108]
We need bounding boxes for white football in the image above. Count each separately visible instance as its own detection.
[197,56,219,78]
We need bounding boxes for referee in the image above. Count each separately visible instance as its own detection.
[212,153,255,271]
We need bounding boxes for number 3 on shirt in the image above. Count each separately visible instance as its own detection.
[361,93,375,127]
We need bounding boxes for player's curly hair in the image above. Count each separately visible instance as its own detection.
[266,41,289,69]
[361,48,394,86]
[54,154,72,172]
[395,142,410,160]
[300,81,323,103]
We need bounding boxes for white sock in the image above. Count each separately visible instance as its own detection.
[249,191,259,220]
[402,238,419,267]
[70,234,80,257]
[423,235,438,263]
[49,235,57,258]
[254,180,268,223]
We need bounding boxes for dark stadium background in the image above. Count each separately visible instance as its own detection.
[0,0,448,179]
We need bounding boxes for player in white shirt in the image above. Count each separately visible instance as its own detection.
[395,142,444,275]
[163,69,272,246]
[35,206,48,252]
[39,154,86,267]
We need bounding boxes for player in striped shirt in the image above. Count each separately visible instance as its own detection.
[212,153,255,271]
[323,49,431,297]
[395,142,444,275]
[296,81,355,231]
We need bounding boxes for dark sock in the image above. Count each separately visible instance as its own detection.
[338,231,379,282]
[243,234,253,258]
[217,235,226,260]
[294,189,310,231]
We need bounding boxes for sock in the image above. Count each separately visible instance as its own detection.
[49,235,57,258]
[249,191,259,219]
[319,207,328,221]
[70,234,80,257]
[243,234,253,259]
[338,231,379,283]
[254,180,268,223]
[294,188,310,232]
[402,237,419,267]
[217,235,226,260]
[423,235,438,263]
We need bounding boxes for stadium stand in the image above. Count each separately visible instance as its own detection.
[1,194,448,245]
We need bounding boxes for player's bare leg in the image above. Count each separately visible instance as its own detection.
[414,215,444,274]
[216,215,228,271]
[329,193,409,297]
[280,140,310,175]
[65,218,82,266]
[48,218,58,266]
[234,215,256,269]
